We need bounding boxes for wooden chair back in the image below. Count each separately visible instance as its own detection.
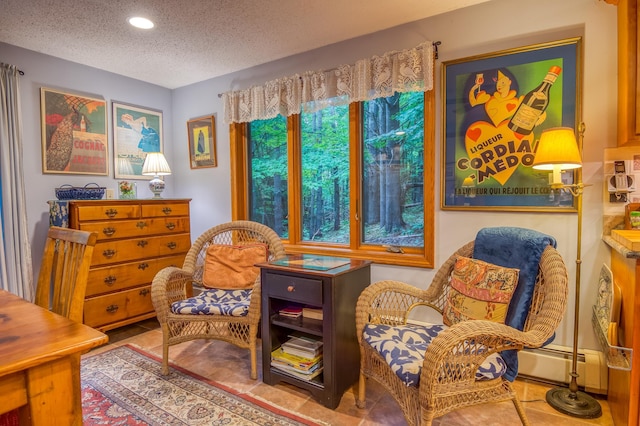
[34,226,97,323]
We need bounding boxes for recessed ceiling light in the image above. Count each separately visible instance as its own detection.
[128,17,154,29]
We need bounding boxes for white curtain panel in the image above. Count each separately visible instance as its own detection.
[0,63,33,299]
[222,41,435,124]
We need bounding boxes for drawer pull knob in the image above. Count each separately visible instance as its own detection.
[167,241,177,249]
[162,207,173,215]
[104,208,118,218]
[136,221,148,229]
[139,289,150,296]
[102,249,116,258]
[137,240,148,248]
[104,275,117,286]
[287,285,295,292]
[166,222,176,230]
[106,304,119,313]
[138,262,149,270]
[103,227,116,237]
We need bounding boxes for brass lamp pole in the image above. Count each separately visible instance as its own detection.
[532,124,602,418]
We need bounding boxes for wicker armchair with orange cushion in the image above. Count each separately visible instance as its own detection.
[355,227,569,425]
[151,221,285,379]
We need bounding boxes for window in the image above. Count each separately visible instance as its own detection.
[361,93,425,249]
[300,104,350,244]
[247,116,288,237]
[231,90,435,267]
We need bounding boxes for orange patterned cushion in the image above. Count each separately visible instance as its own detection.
[202,244,268,289]
[443,256,520,326]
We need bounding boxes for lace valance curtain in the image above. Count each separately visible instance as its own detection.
[222,41,435,124]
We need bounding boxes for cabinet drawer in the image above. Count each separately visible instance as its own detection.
[74,204,140,221]
[92,233,191,266]
[265,272,322,305]
[142,203,189,218]
[86,254,185,296]
[84,285,154,328]
[79,217,190,241]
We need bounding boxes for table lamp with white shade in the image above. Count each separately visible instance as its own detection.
[142,152,171,198]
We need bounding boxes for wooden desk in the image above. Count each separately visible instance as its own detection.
[0,290,108,425]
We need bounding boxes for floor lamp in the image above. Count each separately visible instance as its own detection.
[532,124,602,418]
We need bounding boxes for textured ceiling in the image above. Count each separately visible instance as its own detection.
[0,0,491,89]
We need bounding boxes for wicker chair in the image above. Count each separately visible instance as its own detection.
[151,221,285,379]
[355,237,569,425]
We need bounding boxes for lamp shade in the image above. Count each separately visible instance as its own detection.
[532,127,582,171]
[142,152,171,176]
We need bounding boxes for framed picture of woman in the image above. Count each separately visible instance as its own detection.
[441,37,581,211]
[112,101,163,179]
[187,115,217,169]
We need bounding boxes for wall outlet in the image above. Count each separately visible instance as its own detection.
[105,189,115,199]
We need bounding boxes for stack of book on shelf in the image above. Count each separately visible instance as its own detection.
[278,306,302,319]
[302,307,323,321]
[271,336,323,381]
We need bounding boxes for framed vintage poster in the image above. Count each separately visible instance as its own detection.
[441,37,582,211]
[112,101,163,179]
[187,115,217,168]
[40,87,108,175]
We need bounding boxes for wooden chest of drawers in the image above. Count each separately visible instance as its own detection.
[69,199,191,331]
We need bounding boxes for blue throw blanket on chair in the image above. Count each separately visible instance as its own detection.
[473,226,557,381]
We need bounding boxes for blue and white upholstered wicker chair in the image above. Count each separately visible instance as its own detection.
[151,221,285,379]
[355,227,569,425]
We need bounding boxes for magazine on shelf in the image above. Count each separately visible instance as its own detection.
[282,336,323,358]
[271,361,324,381]
[271,347,322,371]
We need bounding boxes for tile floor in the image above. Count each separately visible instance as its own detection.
[90,319,615,425]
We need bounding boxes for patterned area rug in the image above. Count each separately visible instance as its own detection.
[82,345,322,425]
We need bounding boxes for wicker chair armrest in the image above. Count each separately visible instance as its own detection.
[247,277,262,311]
[151,266,194,323]
[356,280,429,341]
[419,320,547,388]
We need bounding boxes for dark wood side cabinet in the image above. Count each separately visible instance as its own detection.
[260,255,371,409]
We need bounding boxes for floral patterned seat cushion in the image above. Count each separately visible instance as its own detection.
[363,323,507,387]
[170,288,251,316]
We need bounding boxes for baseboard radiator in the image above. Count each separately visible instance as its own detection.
[518,344,608,394]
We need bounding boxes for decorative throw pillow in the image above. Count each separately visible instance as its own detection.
[443,256,520,326]
[202,244,268,289]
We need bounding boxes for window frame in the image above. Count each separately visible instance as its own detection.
[230,90,435,268]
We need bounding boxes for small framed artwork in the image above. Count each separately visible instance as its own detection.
[187,115,217,168]
[40,87,108,175]
[441,37,582,211]
[112,101,163,179]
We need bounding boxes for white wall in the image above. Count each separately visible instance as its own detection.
[0,0,618,352]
